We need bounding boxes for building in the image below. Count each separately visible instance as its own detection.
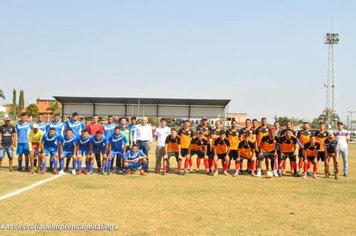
[36,99,62,122]
[225,112,248,127]
[54,96,230,123]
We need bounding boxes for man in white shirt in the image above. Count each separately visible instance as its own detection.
[154,118,171,173]
[333,122,350,177]
[134,117,153,172]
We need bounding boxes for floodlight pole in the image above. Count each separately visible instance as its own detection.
[348,111,356,131]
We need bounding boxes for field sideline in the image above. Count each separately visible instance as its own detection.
[0,144,355,236]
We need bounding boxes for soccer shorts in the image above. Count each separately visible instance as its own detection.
[280,153,296,162]
[93,148,106,155]
[128,161,141,169]
[229,150,238,161]
[111,152,124,159]
[78,148,90,156]
[62,151,74,158]
[191,150,205,158]
[17,143,29,155]
[44,149,57,157]
[167,152,181,162]
[317,152,325,162]
[217,153,227,160]
[307,156,316,163]
[258,152,275,161]
[181,148,189,157]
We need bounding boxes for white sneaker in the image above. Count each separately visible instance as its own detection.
[273,170,278,177]
[233,172,239,177]
[256,170,261,177]
[59,170,65,175]
[213,171,218,176]
[72,170,76,175]
[223,171,230,176]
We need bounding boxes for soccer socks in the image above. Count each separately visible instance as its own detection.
[235,161,240,171]
[204,159,209,172]
[298,159,303,170]
[41,160,46,171]
[108,158,113,172]
[291,162,297,175]
[163,160,167,172]
[25,158,29,169]
[53,159,58,171]
[196,158,201,169]
[18,159,22,169]
[224,161,229,171]
[89,161,94,172]
[78,160,82,171]
[85,160,90,171]
[189,158,193,169]
[95,154,101,169]
[66,157,71,170]
[73,160,77,171]
[59,158,64,171]
[184,159,189,170]
[141,162,147,171]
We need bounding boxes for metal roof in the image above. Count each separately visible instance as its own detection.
[53,96,230,107]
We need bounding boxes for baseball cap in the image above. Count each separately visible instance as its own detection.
[328,133,334,138]
[337,121,343,125]
[4,117,11,121]
[33,124,39,129]
[72,112,78,116]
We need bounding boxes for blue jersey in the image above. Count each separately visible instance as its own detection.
[47,121,65,136]
[77,135,92,151]
[36,122,47,133]
[91,136,107,153]
[124,149,145,161]
[66,120,85,137]
[42,133,62,151]
[16,122,32,144]
[62,134,77,152]
[109,134,127,153]
[104,123,116,141]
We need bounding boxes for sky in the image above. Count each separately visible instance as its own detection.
[0,0,355,122]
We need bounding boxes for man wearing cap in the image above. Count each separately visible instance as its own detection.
[133,117,153,172]
[0,117,17,171]
[28,123,44,173]
[333,122,350,177]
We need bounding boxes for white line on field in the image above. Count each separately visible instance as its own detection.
[0,174,63,202]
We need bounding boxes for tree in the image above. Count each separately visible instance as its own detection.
[273,115,304,127]
[26,103,39,118]
[0,89,5,100]
[11,89,17,115]
[47,101,61,115]
[18,90,25,114]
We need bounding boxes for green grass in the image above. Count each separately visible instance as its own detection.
[0,144,355,235]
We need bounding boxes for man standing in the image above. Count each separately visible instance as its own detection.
[296,122,312,175]
[104,115,116,142]
[108,126,127,174]
[314,122,329,169]
[154,118,171,173]
[334,122,350,177]
[16,112,32,171]
[226,120,239,176]
[59,128,77,174]
[47,114,65,137]
[134,117,153,172]
[0,117,17,171]
[162,128,181,175]
[128,117,137,145]
[87,114,104,171]
[179,120,194,173]
[36,113,47,133]
[324,133,339,179]
[65,112,85,138]
[119,117,131,151]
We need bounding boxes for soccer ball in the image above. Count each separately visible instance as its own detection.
[266,171,273,178]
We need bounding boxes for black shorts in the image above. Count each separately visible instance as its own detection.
[258,152,275,161]
[191,150,205,159]
[167,152,181,162]
[181,148,189,157]
[229,150,238,161]
[317,152,325,162]
[298,149,304,158]
[280,153,296,162]
[217,153,227,160]
[307,156,316,163]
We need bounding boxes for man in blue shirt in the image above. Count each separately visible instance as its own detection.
[123,144,147,176]
[128,116,137,145]
[36,113,47,133]
[41,127,62,174]
[104,115,116,142]
[66,112,85,138]
[59,128,77,174]
[16,112,32,171]
[91,131,107,174]
[108,126,127,174]
[47,114,65,137]
[75,129,92,175]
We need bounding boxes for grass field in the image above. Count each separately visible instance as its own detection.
[0,143,355,236]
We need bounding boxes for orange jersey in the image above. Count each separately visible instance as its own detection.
[238,141,255,158]
[255,126,269,146]
[297,130,312,146]
[279,136,297,153]
[260,136,279,153]
[314,130,329,152]
[214,138,230,155]
[210,129,223,147]
[165,135,180,152]
[304,142,320,157]
[190,137,208,152]
[178,128,194,149]
[239,128,255,141]
[226,129,239,150]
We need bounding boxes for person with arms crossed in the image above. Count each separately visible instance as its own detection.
[0,117,17,171]
[87,114,104,171]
